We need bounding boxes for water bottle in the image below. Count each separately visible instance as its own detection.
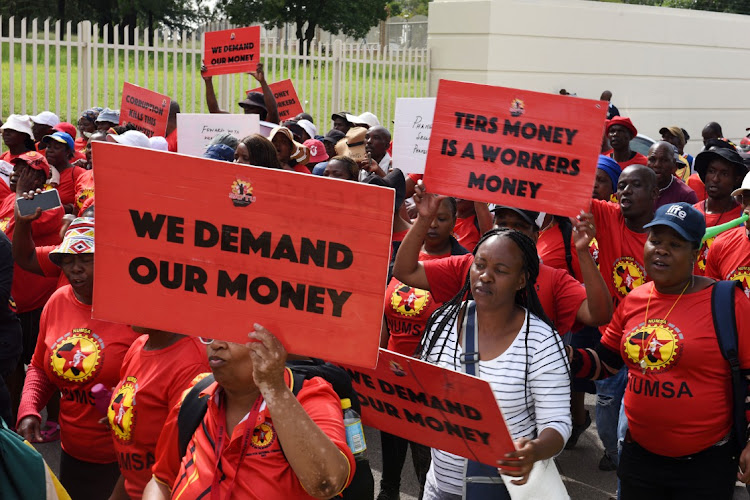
[341,398,367,458]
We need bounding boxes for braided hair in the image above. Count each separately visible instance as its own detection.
[419,228,567,420]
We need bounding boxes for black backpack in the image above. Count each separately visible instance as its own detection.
[711,280,747,455]
[176,359,374,499]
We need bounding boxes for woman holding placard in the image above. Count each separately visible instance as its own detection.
[419,225,572,499]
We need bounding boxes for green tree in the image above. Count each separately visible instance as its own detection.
[219,0,389,52]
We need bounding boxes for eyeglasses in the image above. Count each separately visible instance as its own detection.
[198,337,214,345]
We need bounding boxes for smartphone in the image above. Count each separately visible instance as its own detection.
[16,189,62,217]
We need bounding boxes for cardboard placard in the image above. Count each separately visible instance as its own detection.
[91,142,393,368]
[119,82,171,138]
[340,349,516,466]
[424,80,607,216]
[392,98,436,174]
[249,79,304,121]
[203,26,260,77]
[176,114,260,157]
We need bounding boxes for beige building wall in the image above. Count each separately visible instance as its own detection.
[428,0,750,155]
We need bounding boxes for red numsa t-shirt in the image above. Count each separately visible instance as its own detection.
[108,335,209,499]
[611,151,648,170]
[152,371,355,499]
[591,199,649,308]
[423,255,586,334]
[687,173,707,202]
[692,201,743,275]
[75,169,94,214]
[705,226,750,298]
[452,216,480,252]
[55,165,86,207]
[537,221,581,281]
[600,282,750,456]
[0,193,63,312]
[28,286,140,462]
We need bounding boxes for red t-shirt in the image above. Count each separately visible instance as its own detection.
[74,169,94,214]
[166,130,178,153]
[591,199,649,308]
[293,164,311,174]
[452,216,480,252]
[610,151,647,170]
[687,173,707,202]
[423,255,586,334]
[152,371,355,499]
[384,251,447,355]
[55,165,86,207]
[29,285,140,462]
[692,201,743,275]
[601,282,750,456]
[0,193,63,312]
[537,221,581,281]
[108,335,209,499]
[705,226,750,298]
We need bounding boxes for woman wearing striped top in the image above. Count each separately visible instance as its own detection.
[420,228,572,499]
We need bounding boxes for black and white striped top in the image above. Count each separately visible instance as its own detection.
[421,304,572,495]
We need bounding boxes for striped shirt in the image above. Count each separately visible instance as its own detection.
[421,304,572,495]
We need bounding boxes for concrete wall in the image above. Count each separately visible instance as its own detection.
[428,0,750,155]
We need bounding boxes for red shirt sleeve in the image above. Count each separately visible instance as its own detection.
[423,254,473,303]
[35,245,62,278]
[600,291,630,355]
[548,268,586,334]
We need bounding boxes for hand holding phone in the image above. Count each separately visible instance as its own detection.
[16,189,62,218]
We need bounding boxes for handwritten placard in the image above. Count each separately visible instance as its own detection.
[176,114,260,157]
[392,98,436,174]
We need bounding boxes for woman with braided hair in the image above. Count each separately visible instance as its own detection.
[420,227,572,500]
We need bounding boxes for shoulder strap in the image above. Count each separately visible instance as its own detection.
[556,216,575,277]
[290,368,307,397]
[460,301,479,376]
[177,374,215,459]
[711,280,746,452]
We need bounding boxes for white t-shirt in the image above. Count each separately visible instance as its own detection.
[421,304,572,495]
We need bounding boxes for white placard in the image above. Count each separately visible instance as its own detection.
[392,97,436,174]
[176,113,260,157]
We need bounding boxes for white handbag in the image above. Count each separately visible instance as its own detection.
[502,458,569,500]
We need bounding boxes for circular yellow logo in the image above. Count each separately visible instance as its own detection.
[612,257,646,297]
[728,267,750,298]
[697,236,715,272]
[390,283,431,317]
[251,422,275,449]
[76,188,94,210]
[109,376,137,442]
[624,321,683,373]
[50,329,103,382]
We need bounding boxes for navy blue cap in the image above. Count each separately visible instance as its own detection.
[203,144,235,162]
[643,202,706,244]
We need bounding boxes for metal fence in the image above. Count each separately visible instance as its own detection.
[0,17,430,132]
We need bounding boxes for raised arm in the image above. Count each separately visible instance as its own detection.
[474,201,493,235]
[249,325,351,499]
[571,213,613,326]
[12,192,45,275]
[200,64,228,114]
[250,63,279,124]
[392,181,445,290]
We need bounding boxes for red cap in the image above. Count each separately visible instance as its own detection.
[54,122,78,139]
[12,151,51,178]
[606,116,637,137]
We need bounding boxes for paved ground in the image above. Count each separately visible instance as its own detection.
[32,395,750,499]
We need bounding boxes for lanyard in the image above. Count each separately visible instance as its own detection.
[210,394,263,500]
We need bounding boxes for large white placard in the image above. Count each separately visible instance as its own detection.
[176,113,260,157]
[392,97,436,174]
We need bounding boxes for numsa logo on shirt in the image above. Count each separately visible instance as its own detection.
[624,321,683,373]
[50,328,104,382]
[251,421,275,449]
[612,256,646,297]
[390,283,431,317]
[109,376,138,442]
[728,267,750,298]
[696,237,715,272]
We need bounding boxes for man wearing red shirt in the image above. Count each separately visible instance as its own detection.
[607,117,648,170]
[143,325,354,500]
[705,172,750,297]
[692,146,747,275]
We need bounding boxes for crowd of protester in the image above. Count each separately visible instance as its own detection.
[1,68,750,500]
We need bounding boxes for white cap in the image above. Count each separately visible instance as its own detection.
[110,130,151,149]
[0,114,33,137]
[297,119,317,139]
[149,136,169,151]
[29,111,60,127]
[731,171,750,198]
[345,112,380,129]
